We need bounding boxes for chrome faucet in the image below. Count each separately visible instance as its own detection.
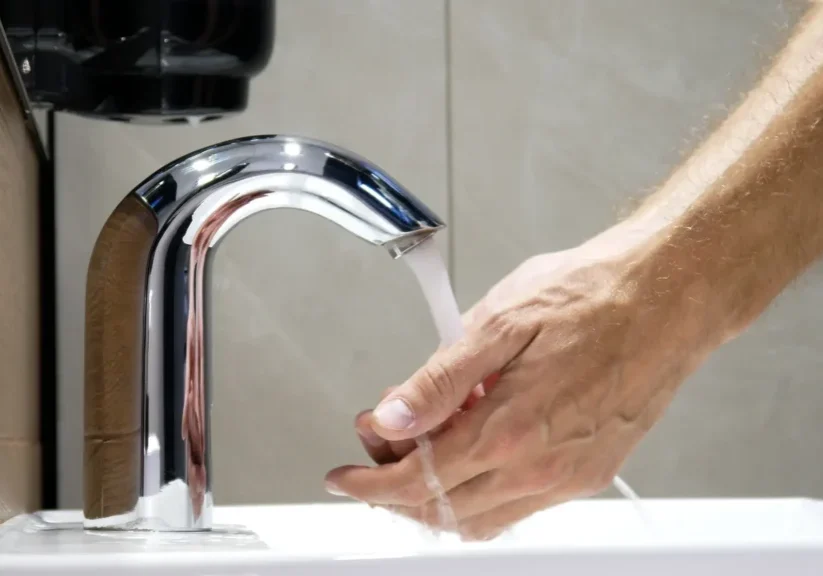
[82,135,444,531]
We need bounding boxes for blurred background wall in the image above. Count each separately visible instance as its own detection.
[51,0,821,509]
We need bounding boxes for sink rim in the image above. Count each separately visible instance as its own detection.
[2,498,823,572]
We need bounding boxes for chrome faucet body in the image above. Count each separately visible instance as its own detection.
[82,135,444,531]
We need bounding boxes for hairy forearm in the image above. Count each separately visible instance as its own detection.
[593,4,823,351]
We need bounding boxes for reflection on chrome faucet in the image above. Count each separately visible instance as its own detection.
[83,135,445,531]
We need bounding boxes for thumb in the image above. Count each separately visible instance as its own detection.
[370,314,536,441]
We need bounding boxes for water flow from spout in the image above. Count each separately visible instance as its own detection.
[402,238,646,536]
[402,239,463,535]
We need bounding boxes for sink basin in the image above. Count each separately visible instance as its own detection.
[1,499,822,575]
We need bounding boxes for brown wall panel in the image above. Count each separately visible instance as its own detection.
[0,53,41,522]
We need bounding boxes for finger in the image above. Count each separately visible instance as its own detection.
[460,292,498,330]
[356,409,418,463]
[391,433,578,527]
[440,309,493,413]
[390,469,513,525]
[327,402,497,505]
[459,386,483,411]
[379,386,399,402]
[481,371,501,394]
[458,307,498,410]
[459,488,574,541]
[355,410,399,465]
[356,408,462,467]
[459,304,484,331]
[371,313,538,440]
[355,387,419,464]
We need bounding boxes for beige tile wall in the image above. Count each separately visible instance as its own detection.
[56,0,822,507]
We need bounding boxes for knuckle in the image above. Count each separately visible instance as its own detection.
[421,360,458,402]
[480,306,539,358]
[483,308,516,340]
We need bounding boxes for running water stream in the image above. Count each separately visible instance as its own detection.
[402,239,468,535]
[402,238,644,535]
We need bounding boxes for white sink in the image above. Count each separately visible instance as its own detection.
[1,499,822,575]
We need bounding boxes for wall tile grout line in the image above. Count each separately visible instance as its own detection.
[444,0,457,297]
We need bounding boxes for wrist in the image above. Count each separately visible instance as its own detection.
[638,219,754,352]
[587,220,731,365]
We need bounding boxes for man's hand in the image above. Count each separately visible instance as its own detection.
[326,242,711,540]
[327,2,823,540]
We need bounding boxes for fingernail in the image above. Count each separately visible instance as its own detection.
[325,481,347,497]
[373,398,415,430]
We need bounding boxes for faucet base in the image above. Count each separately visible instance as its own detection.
[84,485,214,532]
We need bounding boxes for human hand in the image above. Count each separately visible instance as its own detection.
[326,236,712,541]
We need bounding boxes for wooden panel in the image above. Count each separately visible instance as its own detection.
[83,194,157,520]
[0,52,41,521]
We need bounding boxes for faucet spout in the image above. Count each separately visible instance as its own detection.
[82,135,444,531]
